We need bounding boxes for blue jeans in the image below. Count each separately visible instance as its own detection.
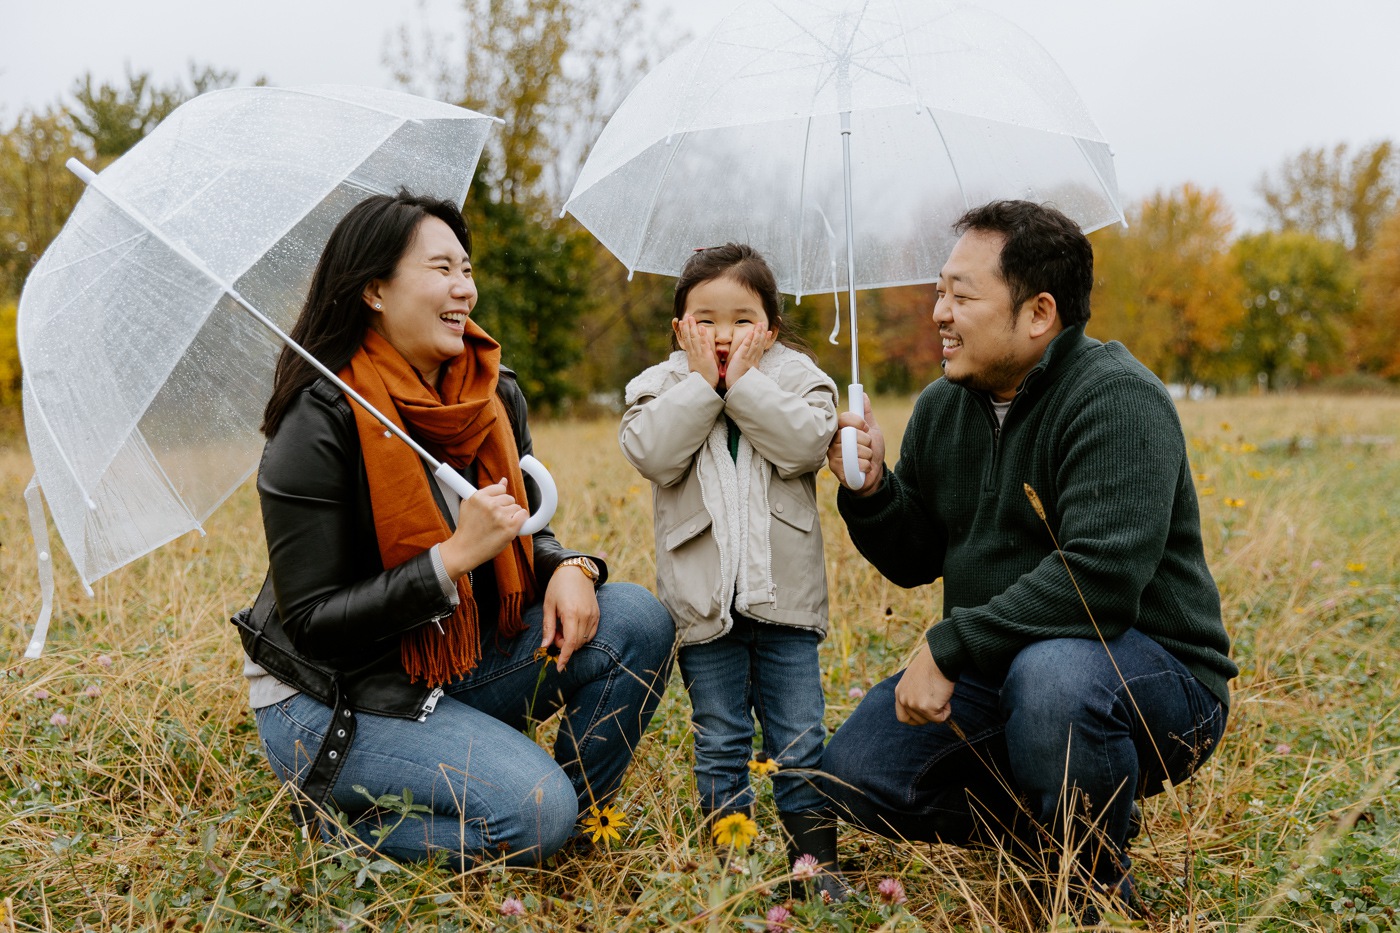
[678,615,827,815]
[821,630,1227,894]
[254,582,674,867]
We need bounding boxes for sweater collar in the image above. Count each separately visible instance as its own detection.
[1013,323,1095,399]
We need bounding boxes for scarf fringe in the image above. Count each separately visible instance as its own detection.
[400,573,529,687]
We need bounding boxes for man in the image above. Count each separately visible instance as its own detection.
[823,200,1236,918]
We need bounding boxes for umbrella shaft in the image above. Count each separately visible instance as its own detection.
[840,112,859,386]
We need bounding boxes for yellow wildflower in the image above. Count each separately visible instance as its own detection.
[1224,498,1245,508]
[1345,562,1367,573]
[748,753,779,777]
[1240,442,1258,453]
[1200,487,1215,496]
[712,812,759,849]
[581,804,628,845]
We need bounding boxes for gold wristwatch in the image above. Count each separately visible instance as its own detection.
[559,556,601,587]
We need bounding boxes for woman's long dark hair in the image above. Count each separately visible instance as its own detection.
[261,191,473,437]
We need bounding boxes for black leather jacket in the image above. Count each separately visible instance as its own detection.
[233,368,605,818]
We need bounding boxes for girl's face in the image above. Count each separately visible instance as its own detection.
[363,216,477,384]
[673,274,777,380]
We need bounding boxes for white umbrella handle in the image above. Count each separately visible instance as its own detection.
[840,383,866,491]
[433,454,558,536]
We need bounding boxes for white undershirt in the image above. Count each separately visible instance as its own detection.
[991,398,1012,427]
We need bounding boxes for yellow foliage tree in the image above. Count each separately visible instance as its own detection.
[0,299,18,407]
[0,107,87,301]
[1089,184,1245,388]
[1355,209,1400,378]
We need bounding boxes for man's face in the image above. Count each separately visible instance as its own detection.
[933,230,1042,402]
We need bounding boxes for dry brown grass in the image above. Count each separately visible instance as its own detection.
[2,393,1398,931]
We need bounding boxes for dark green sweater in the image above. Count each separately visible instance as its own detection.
[838,325,1237,707]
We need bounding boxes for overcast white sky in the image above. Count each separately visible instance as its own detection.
[3,0,1397,228]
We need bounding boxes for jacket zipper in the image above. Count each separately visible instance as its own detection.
[418,686,444,721]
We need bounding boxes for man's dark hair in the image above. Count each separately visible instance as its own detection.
[952,200,1094,327]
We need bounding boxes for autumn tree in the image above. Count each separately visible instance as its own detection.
[68,64,245,162]
[1089,184,1244,388]
[0,107,87,301]
[1354,208,1400,378]
[1258,140,1398,258]
[1227,231,1357,390]
[389,0,681,406]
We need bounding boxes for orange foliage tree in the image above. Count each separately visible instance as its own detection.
[1088,184,1244,388]
[1355,209,1400,379]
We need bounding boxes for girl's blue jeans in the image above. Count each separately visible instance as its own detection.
[678,614,828,815]
[821,628,1227,897]
[253,582,674,867]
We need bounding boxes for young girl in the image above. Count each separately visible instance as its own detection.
[620,244,845,897]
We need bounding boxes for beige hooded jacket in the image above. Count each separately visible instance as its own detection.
[620,344,839,645]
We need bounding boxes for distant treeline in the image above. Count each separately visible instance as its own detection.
[2,0,1397,414]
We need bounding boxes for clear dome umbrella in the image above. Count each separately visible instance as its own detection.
[18,84,556,657]
[563,0,1125,487]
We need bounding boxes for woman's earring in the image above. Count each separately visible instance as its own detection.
[374,302,382,310]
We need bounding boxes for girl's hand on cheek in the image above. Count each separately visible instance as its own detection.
[677,317,720,388]
[723,328,766,387]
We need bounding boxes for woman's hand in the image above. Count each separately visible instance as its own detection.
[439,477,528,579]
[675,316,720,388]
[541,566,600,671]
[721,326,767,388]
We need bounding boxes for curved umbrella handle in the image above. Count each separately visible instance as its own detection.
[433,456,558,537]
[840,383,866,491]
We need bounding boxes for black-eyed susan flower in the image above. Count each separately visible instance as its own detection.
[748,752,779,777]
[582,803,628,844]
[712,812,758,849]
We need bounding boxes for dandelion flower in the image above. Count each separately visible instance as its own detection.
[748,753,779,777]
[50,712,69,727]
[877,877,908,905]
[792,854,821,881]
[765,905,792,931]
[581,803,628,845]
[711,812,758,849]
[499,896,525,917]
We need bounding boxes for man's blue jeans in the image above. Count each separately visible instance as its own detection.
[678,615,827,815]
[254,582,674,867]
[822,629,1226,895]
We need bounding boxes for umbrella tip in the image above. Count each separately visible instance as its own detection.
[66,158,97,185]
[627,270,635,282]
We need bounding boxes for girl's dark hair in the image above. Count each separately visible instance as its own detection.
[261,191,472,436]
[671,243,813,356]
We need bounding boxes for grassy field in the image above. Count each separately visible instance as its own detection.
[2,393,1398,932]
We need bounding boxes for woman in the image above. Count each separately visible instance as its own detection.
[233,191,674,867]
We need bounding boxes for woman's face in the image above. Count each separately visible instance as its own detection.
[363,216,477,384]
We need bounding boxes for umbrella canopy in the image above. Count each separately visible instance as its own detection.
[19,85,498,613]
[563,0,1124,298]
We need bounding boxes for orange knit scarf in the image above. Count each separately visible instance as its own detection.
[339,325,535,686]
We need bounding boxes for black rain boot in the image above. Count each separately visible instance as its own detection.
[778,810,852,903]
